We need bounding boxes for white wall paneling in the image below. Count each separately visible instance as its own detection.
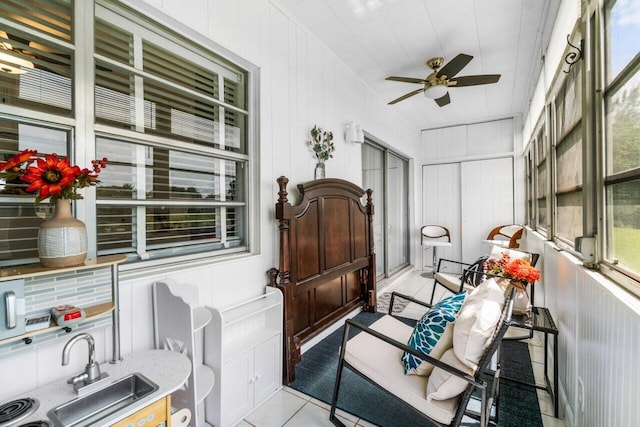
[421,162,460,269]
[460,157,514,262]
[421,118,515,265]
[422,157,514,267]
[524,233,640,427]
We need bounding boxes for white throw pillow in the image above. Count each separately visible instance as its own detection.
[452,278,505,370]
[489,246,532,263]
[426,348,474,401]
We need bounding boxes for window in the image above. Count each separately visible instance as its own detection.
[553,56,583,244]
[534,122,548,235]
[603,0,640,279]
[0,1,256,266]
[525,144,535,227]
[93,5,250,260]
[0,1,73,116]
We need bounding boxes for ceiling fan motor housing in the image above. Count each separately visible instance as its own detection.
[426,57,444,70]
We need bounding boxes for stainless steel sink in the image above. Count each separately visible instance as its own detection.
[48,373,158,426]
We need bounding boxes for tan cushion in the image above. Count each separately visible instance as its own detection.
[426,348,474,401]
[434,271,463,293]
[489,246,532,263]
[344,315,458,424]
[452,278,505,370]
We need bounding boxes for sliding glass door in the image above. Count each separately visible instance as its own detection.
[362,142,409,278]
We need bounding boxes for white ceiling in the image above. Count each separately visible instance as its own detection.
[277,0,560,130]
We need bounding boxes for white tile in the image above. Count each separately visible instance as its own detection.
[283,386,311,401]
[234,421,255,427]
[529,342,545,364]
[531,361,547,388]
[537,389,556,418]
[283,401,355,427]
[412,288,436,303]
[541,413,566,427]
[356,418,379,427]
[308,397,358,423]
[245,389,307,427]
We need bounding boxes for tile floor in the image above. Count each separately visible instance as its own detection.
[236,272,567,427]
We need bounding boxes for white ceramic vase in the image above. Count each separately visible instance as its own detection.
[38,199,88,268]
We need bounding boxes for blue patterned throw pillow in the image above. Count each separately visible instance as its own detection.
[401,292,466,376]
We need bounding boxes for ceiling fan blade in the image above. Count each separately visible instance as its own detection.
[388,88,424,105]
[385,76,426,84]
[434,92,450,107]
[448,74,501,87]
[436,53,473,78]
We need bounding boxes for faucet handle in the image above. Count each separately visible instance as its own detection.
[68,372,88,386]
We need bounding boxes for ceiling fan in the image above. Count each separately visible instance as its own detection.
[386,53,501,107]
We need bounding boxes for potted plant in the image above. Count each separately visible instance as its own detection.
[308,125,334,179]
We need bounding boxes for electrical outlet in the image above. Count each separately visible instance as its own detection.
[577,377,585,413]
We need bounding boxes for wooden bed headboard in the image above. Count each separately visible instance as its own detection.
[267,176,376,384]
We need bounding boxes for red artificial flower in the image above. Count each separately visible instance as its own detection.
[22,154,81,200]
[0,149,108,204]
[0,149,37,173]
[484,252,541,285]
[504,258,541,283]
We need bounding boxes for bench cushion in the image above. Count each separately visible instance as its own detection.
[344,315,458,424]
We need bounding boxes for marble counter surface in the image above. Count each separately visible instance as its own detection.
[7,349,191,426]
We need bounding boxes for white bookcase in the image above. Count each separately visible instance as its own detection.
[153,281,216,426]
[204,287,283,427]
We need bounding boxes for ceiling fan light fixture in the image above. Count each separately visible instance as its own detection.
[424,84,447,99]
[0,50,34,75]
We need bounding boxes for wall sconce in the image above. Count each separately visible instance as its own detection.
[345,121,364,144]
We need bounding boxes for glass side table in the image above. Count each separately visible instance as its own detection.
[504,306,559,418]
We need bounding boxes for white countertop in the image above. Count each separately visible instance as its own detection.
[8,349,191,426]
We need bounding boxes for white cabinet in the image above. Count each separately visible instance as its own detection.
[153,282,216,426]
[205,287,283,427]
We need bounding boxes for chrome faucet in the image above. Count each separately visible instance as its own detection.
[62,333,103,390]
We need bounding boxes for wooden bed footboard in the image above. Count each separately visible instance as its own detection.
[267,176,376,384]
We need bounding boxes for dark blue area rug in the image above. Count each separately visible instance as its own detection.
[290,311,543,427]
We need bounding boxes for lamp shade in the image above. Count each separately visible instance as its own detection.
[424,84,447,99]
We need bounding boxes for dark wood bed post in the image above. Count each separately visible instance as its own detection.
[365,188,376,312]
[268,176,300,384]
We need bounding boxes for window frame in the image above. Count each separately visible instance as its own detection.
[550,45,584,247]
[600,0,640,285]
[0,0,260,269]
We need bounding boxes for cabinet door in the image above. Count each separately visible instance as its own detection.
[221,350,254,426]
[254,335,280,404]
